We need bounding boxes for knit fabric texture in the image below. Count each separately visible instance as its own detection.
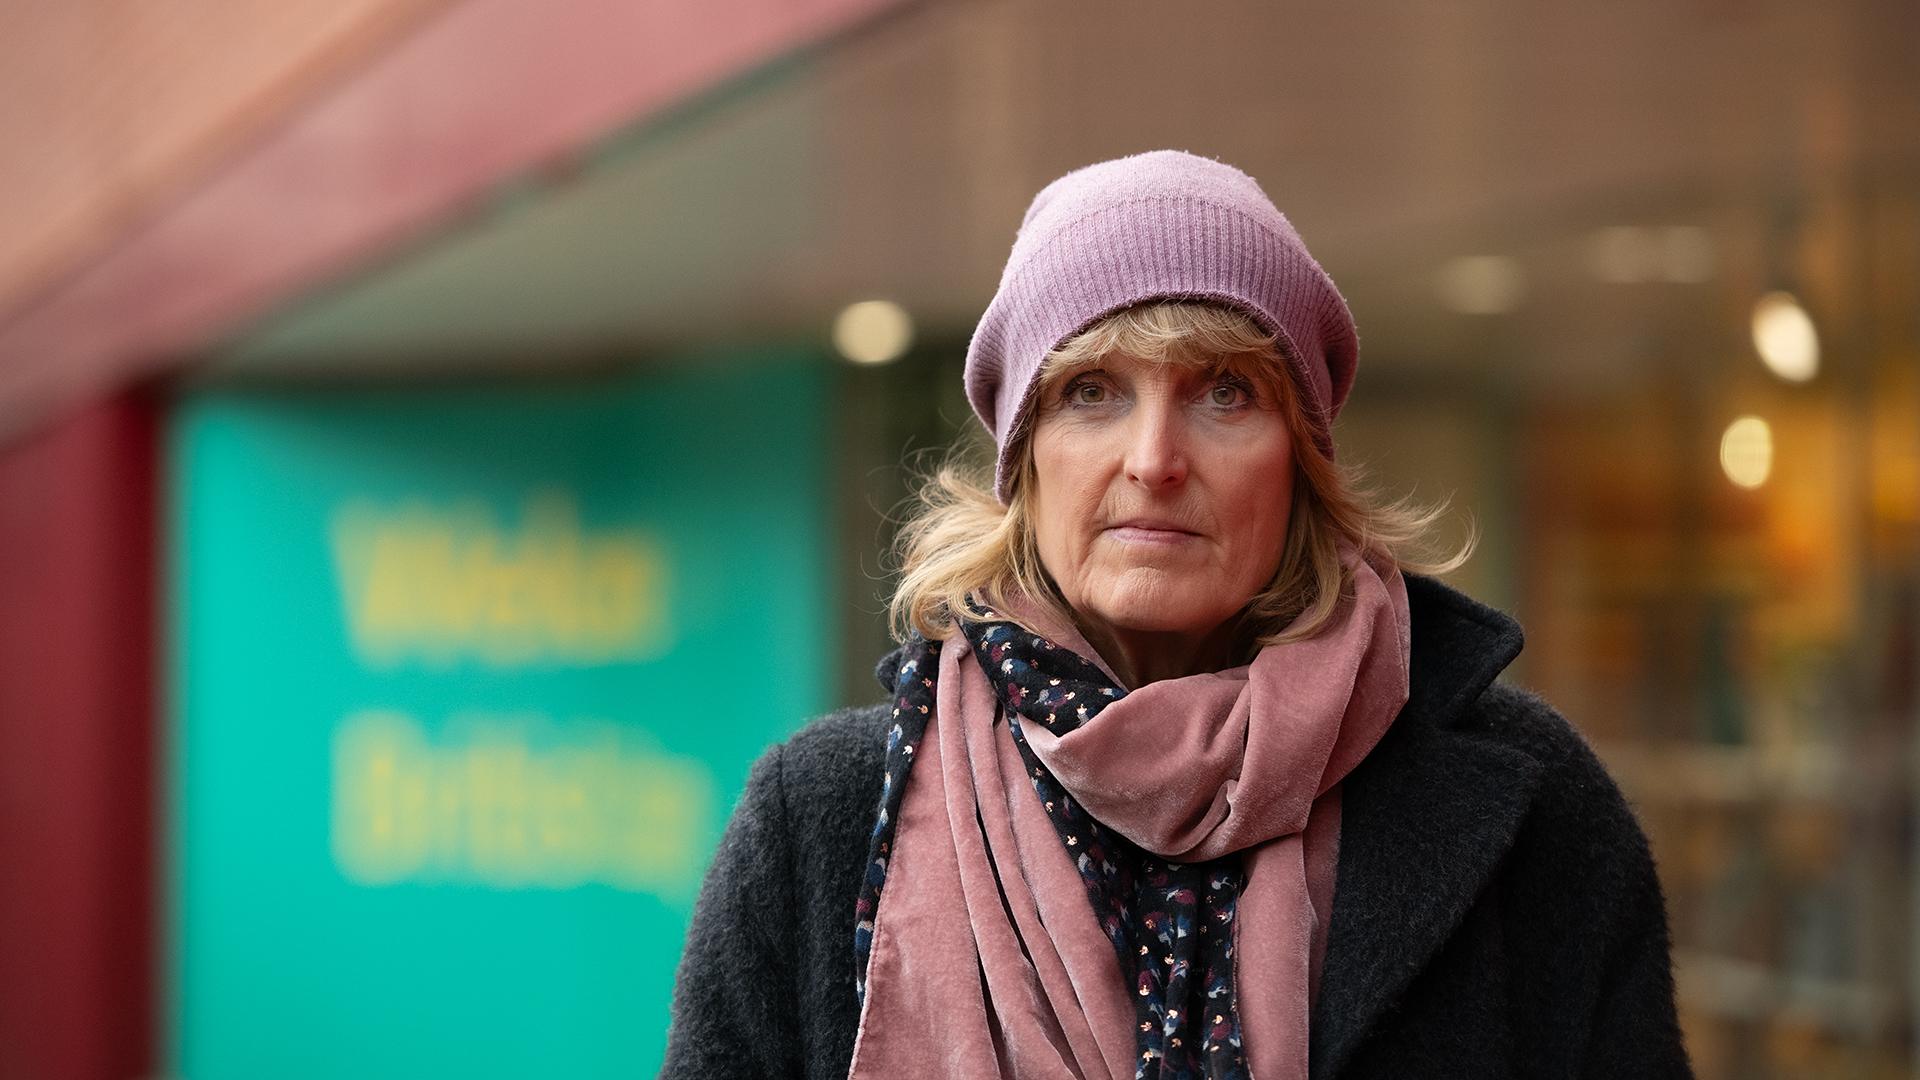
[963,149,1360,502]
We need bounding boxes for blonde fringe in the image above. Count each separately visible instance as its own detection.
[888,300,1474,652]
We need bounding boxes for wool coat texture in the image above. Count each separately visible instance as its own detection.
[662,575,1694,1079]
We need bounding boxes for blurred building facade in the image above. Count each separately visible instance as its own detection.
[1,1,1917,1077]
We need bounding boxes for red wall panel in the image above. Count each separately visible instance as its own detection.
[0,393,157,1080]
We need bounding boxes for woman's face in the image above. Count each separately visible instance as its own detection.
[1028,352,1296,643]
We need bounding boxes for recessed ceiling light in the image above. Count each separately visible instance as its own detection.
[1750,291,1818,382]
[1720,415,1774,489]
[1436,255,1526,315]
[833,300,914,365]
[1659,226,1716,283]
[1587,226,1657,283]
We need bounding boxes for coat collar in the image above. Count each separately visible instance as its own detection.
[1308,573,1541,1079]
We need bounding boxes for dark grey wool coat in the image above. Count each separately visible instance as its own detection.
[662,575,1694,1079]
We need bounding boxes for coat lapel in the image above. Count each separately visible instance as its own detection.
[1309,575,1544,1080]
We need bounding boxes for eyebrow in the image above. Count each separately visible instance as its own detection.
[1043,351,1274,391]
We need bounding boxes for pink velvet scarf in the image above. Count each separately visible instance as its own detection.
[850,548,1411,1080]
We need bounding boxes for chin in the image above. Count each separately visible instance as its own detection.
[1084,581,1225,636]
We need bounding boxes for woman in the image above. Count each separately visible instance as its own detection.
[664,150,1691,1079]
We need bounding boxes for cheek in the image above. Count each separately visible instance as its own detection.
[1030,494,1071,576]
[1212,437,1296,560]
[1029,430,1100,567]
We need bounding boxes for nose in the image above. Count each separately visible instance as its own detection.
[1122,396,1188,490]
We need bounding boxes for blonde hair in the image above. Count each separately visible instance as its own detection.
[888,299,1472,651]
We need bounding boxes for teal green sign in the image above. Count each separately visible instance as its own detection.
[166,358,833,1077]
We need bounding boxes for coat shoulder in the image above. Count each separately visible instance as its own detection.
[768,702,893,856]
[778,701,891,794]
[1457,685,1689,1076]
[1467,679,1667,926]
[666,702,889,1078]
[1463,680,1595,768]
[1465,680,1650,838]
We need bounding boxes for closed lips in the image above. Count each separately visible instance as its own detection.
[1105,518,1205,538]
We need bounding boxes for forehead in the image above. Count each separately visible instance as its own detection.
[1040,349,1275,385]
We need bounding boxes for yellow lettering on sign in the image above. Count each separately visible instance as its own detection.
[331,709,714,895]
[331,493,670,668]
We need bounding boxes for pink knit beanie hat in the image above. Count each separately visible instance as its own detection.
[963,149,1361,504]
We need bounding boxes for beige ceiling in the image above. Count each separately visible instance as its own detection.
[212,0,1920,391]
[0,0,449,321]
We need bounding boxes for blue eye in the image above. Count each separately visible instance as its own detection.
[1064,378,1108,405]
[1208,376,1253,407]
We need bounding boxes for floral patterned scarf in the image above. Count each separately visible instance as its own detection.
[850,547,1411,1080]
